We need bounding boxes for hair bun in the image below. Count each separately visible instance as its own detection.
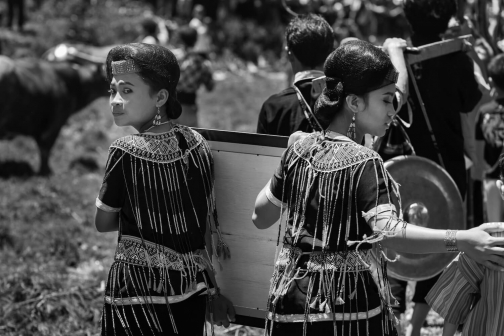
[167,95,182,120]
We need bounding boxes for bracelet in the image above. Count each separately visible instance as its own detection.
[445,229,459,252]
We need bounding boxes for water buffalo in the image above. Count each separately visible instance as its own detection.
[0,55,108,175]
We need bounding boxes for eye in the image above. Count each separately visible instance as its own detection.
[123,88,132,94]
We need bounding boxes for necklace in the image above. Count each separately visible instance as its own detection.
[143,120,174,133]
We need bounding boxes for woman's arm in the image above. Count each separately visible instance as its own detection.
[382,38,409,107]
[94,208,119,232]
[252,181,282,229]
[371,213,504,271]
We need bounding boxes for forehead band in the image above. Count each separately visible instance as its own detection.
[385,67,399,84]
[111,59,141,75]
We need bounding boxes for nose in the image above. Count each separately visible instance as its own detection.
[110,92,123,106]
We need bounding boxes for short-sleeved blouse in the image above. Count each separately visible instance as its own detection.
[97,125,213,252]
[96,125,226,335]
[263,133,401,336]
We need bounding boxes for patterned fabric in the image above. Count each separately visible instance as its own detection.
[96,124,228,336]
[426,232,504,336]
[293,135,382,172]
[177,52,213,94]
[114,235,210,270]
[265,133,403,336]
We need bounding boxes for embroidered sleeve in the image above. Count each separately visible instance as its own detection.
[268,148,290,208]
[97,147,125,213]
[356,160,400,230]
[426,253,483,325]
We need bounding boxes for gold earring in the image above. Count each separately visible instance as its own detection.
[346,112,356,141]
[153,106,161,126]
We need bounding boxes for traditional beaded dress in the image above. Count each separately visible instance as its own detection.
[265,133,404,336]
[96,124,228,335]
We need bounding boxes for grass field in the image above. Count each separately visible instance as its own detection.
[0,71,447,335]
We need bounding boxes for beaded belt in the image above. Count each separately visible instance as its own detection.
[276,245,371,273]
[114,235,209,271]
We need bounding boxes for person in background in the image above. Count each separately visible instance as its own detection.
[174,25,214,127]
[256,14,334,136]
[138,16,169,46]
[391,1,483,335]
[7,0,25,31]
[476,54,504,223]
[189,4,212,53]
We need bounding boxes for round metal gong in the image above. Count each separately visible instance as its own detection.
[383,155,465,281]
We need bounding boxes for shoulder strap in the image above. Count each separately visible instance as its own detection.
[292,84,324,132]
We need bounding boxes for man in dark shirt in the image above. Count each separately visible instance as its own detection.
[256,14,334,136]
[392,1,483,335]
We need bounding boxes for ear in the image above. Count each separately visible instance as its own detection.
[345,94,365,114]
[156,89,169,108]
[286,47,295,63]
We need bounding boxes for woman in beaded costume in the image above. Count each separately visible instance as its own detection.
[252,40,504,336]
[94,43,234,336]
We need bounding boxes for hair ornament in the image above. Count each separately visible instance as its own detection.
[111,59,141,75]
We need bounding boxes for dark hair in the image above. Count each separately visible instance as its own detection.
[488,54,504,91]
[315,40,397,127]
[403,0,457,39]
[285,14,334,68]
[105,43,182,119]
[179,25,198,48]
[141,18,158,38]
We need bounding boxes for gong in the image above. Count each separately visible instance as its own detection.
[383,155,465,281]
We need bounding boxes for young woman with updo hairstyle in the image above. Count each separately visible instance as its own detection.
[94,43,234,336]
[253,40,504,336]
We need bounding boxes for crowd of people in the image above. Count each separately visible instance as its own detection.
[93,0,504,335]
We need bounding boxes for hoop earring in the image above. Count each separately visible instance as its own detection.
[347,112,356,141]
[153,106,162,126]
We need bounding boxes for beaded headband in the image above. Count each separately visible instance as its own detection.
[385,67,399,84]
[111,59,141,75]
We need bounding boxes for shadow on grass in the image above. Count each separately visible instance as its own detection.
[0,160,35,178]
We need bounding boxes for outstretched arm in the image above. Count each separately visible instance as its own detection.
[370,211,504,271]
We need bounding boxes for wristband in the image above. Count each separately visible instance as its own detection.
[445,229,459,252]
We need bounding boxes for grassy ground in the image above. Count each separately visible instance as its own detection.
[0,71,447,335]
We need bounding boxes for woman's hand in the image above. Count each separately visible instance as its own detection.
[382,38,408,55]
[206,294,236,328]
[457,222,504,271]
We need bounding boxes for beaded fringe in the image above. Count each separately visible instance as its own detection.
[102,127,229,336]
[266,137,405,336]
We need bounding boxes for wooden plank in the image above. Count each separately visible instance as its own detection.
[405,34,474,65]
